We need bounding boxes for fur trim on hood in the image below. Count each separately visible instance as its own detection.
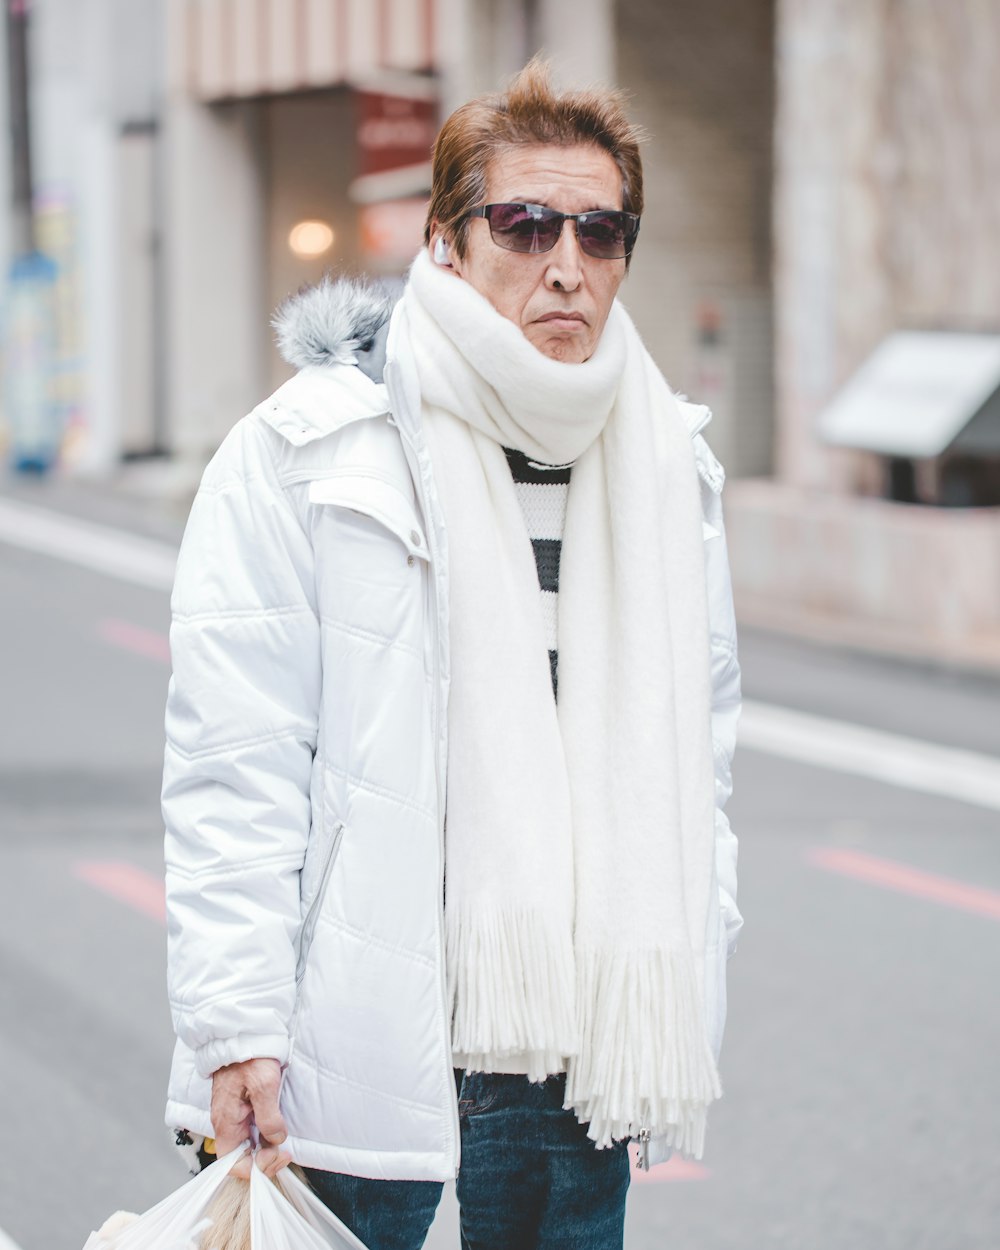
[272,275,394,371]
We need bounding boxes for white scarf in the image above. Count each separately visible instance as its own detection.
[401,249,721,1156]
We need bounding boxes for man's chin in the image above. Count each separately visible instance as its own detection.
[527,330,592,364]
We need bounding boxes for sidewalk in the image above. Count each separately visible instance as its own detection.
[0,459,195,548]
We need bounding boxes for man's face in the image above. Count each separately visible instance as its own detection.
[447,143,628,364]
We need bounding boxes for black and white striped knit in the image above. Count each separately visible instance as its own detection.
[503,446,573,699]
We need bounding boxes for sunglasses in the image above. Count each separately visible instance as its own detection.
[466,202,640,260]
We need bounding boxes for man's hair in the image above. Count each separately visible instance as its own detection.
[424,57,644,260]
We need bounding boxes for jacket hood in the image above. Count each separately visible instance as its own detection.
[272,275,395,370]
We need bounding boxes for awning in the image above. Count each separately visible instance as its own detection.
[818,331,1000,458]
[170,0,437,102]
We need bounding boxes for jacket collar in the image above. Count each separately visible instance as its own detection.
[253,363,389,447]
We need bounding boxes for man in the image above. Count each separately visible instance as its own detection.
[163,60,741,1250]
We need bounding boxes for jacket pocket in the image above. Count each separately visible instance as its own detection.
[307,475,429,563]
[295,820,346,987]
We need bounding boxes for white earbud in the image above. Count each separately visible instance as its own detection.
[433,237,450,265]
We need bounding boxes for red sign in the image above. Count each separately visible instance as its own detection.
[356,91,438,180]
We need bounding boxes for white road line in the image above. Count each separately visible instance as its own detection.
[4,494,999,812]
[0,1225,24,1250]
[0,497,176,591]
[741,699,1000,812]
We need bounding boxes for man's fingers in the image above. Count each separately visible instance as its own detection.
[244,1064,288,1146]
[210,1092,252,1157]
[211,1118,252,1158]
[210,1058,288,1170]
[254,1145,291,1178]
[228,1153,253,1180]
[251,1100,288,1147]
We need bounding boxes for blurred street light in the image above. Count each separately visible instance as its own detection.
[289,220,336,259]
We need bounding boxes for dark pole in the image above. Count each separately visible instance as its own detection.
[6,0,36,256]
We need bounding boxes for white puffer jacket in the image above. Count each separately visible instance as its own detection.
[162,279,742,1181]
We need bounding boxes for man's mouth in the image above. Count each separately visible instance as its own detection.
[536,312,587,326]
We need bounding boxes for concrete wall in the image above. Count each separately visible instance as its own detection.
[452,0,615,98]
[616,0,775,478]
[729,0,1000,664]
[263,90,359,393]
[775,0,1000,490]
[163,95,268,467]
[727,479,1000,668]
[441,0,775,478]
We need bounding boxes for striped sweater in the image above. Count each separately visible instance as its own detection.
[503,446,572,699]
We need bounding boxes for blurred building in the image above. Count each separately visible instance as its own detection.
[0,0,166,470]
[159,0,774,484]
[727,0,1000,665]
[1,0,775,482]
[3,0,998,663]
[162,0,440,470]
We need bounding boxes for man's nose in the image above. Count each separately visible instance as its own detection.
[544,220,584,291]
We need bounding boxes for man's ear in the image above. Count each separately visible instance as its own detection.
[429,219,458,271]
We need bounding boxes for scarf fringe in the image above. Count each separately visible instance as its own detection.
[446,905,578,1058]
[564,947,722,1159]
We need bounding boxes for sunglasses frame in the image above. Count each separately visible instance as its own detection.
[466,202,641,260]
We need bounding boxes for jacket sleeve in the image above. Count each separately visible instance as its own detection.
[162,416,321,1079]
[695,435,744,958]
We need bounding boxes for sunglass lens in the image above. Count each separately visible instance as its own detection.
[487,204,561,253]
[578,212,635,259]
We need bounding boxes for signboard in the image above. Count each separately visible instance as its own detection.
[351,89,437,205]
[818,332,1000,458]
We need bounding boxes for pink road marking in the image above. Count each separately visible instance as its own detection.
[75,860,166,924]
[97,618,171,664]
[627,1145,710,1183]
[809,847,1000,922]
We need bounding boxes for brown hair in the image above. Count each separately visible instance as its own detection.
[425,56,644,260]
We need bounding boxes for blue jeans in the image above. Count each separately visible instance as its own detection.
[301,1069,631,1250]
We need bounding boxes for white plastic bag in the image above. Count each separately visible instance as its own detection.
[250,1166,369,1250]
[82,1146,370,1250]
[82,1144,246,1250]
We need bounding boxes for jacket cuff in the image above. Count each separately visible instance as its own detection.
[194,1033,290,1079]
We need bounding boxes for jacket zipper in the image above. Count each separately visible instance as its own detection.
[294,820,346,987]
[384,359,461,1174]
[637,1126,651,1171]
[285,820,345,1071]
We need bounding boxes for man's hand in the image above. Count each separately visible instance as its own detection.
[210,1057,290,1179]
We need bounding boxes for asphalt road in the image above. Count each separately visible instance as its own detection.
[0,482,997,1250]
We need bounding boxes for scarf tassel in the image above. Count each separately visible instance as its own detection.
[564,947,723,1159]
[446,905,578,1062]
